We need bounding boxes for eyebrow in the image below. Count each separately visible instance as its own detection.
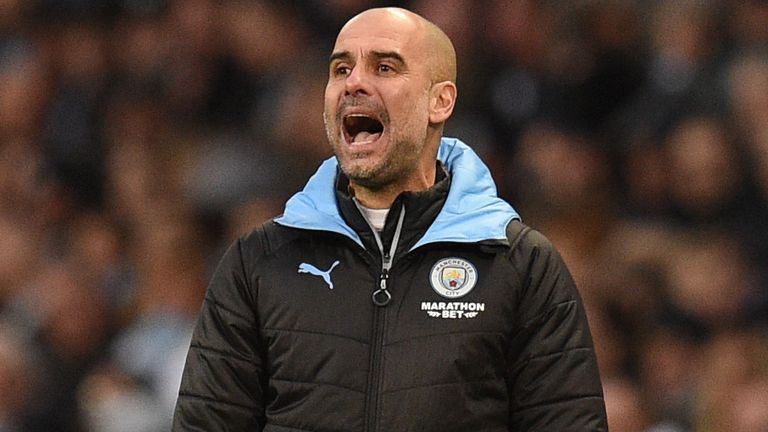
[371,51,406,66]
[329,50,407,67]
[329,50,352,64]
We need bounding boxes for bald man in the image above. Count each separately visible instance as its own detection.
[173,8,607,432]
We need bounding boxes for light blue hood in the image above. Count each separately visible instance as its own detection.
[274,137,519,250]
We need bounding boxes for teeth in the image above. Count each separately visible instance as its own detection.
[345,114,372,120]
[345,114,375,124]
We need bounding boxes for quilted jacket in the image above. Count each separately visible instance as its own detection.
[172,138,607,431]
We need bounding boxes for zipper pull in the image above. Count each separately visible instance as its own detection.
[372,268,392,307]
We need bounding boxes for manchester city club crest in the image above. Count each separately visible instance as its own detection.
[430,257,477,298]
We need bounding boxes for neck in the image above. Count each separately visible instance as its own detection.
[347,133,442,208]
[350,161,437,208]
[348,185,401,209]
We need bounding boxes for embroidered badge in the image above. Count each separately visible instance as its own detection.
[429,257,477,299]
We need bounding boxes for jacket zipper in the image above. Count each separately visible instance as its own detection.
[372,252,393,306]
[356,203,406,432]
[365,295,386,432]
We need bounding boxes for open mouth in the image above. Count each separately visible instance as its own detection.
[343,114,384,144]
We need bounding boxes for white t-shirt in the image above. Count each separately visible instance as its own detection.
[357,205,390,232]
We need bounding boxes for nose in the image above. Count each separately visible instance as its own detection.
[344,65,371,96]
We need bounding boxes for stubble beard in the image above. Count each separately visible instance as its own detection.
[323,109,426,190]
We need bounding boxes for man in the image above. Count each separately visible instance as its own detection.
[173,7,607,431]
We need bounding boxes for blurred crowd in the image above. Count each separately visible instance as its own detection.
[1,0,767,431]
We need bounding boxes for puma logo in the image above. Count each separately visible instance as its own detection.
[298,260,340,289]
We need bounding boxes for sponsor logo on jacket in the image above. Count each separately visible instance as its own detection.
[421,301,485,319]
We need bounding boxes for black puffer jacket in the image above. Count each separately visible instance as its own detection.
[173,138,607,431]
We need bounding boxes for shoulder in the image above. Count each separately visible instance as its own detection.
[505,219,561,265]
[237,219,351,264]
[237,219,303,265]
[211,220,306,293]
[503,219,578,298]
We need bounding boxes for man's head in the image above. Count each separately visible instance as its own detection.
[323,7,457,206]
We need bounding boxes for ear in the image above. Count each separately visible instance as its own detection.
[428,81,457,125]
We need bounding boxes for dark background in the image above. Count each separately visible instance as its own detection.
[1,1,767,431]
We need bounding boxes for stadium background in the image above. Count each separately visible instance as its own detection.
[1,0,767,431]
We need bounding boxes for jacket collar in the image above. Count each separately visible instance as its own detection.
[274,137,519,250]
[335,162,450,256]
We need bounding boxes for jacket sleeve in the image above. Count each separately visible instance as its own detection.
[506,226,608,431]
[172,238,266,431]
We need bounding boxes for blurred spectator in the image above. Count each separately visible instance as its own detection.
[664,231,757,336]
[663,116,750,224]
[0,322,38,432]
[6,261,111,432]
[695,330,768,432]
[603,377,650,432]
[78,202,205,432]
[639,326,698,431]
[508,121,617,293]
[42,20,109,208]
[725,0,768,51]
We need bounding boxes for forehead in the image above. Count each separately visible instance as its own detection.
[332,14,423,57]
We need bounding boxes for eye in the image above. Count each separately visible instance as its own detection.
[377,63,394,74]
[333,64,351,76]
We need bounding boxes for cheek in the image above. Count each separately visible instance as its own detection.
[389,90,430,126]
[323,99,334,120]
[323,85,340,120]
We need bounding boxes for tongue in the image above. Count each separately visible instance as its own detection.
[353,131,381,143]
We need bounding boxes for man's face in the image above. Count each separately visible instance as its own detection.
[324,13,433,190]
